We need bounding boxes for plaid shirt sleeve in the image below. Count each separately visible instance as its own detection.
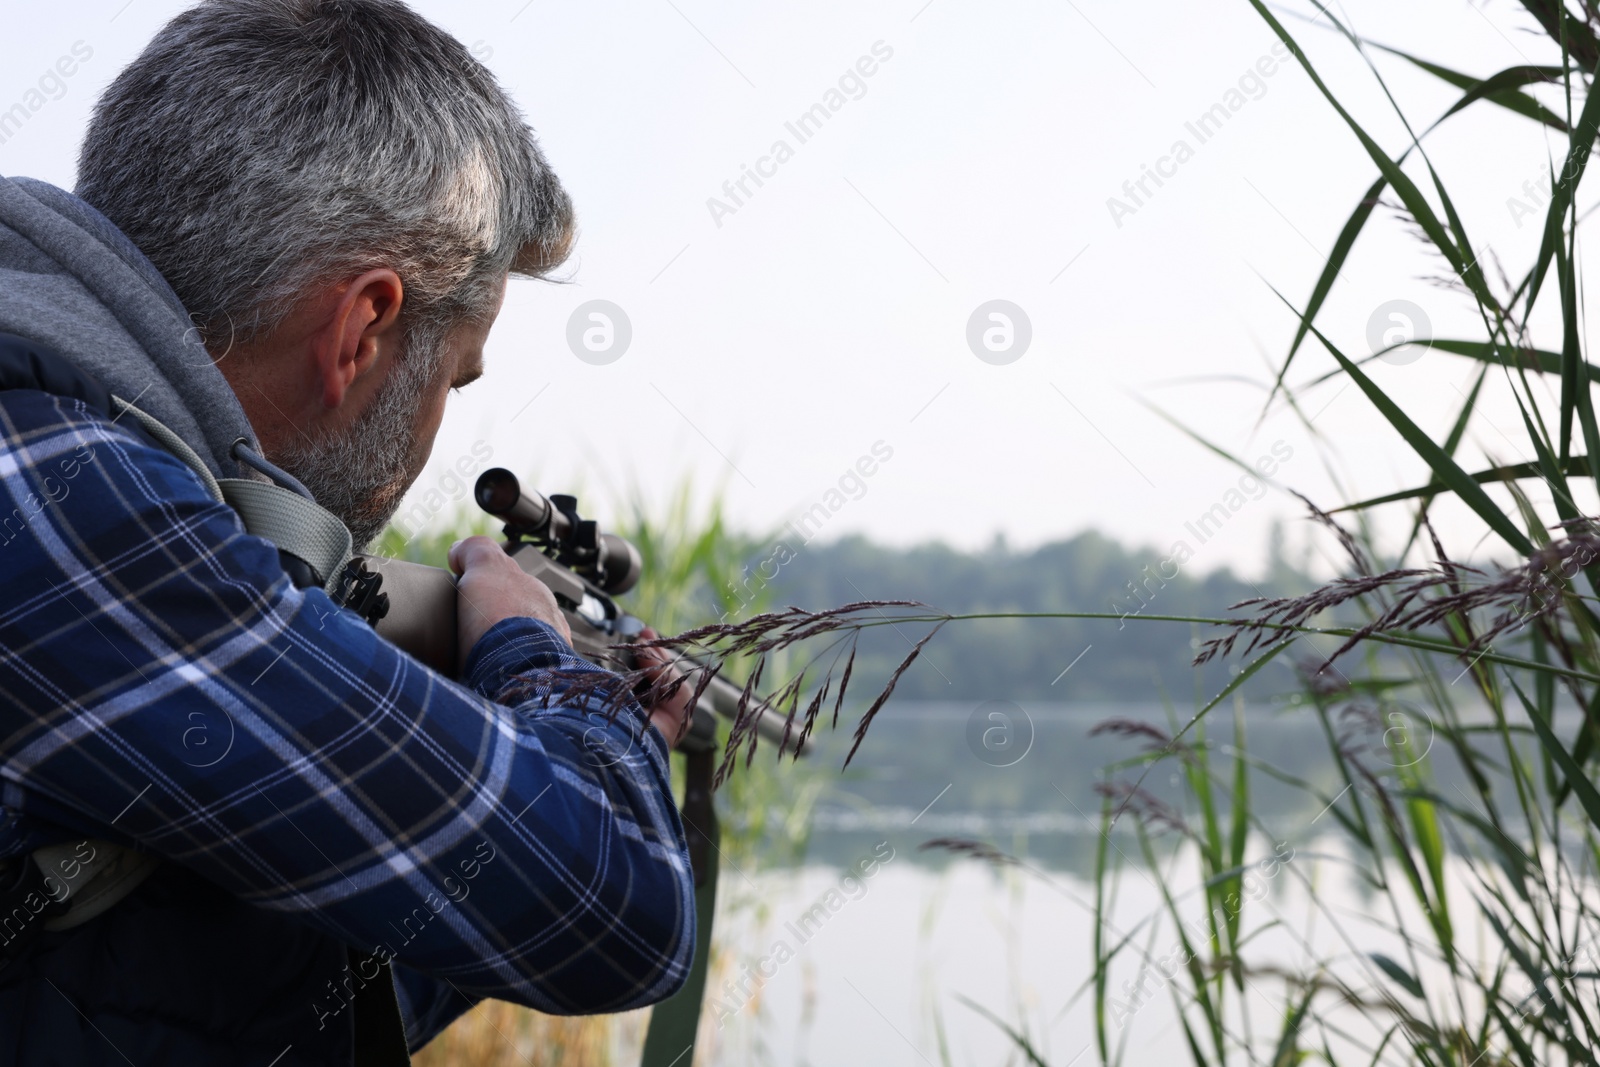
[0,390,695,1047]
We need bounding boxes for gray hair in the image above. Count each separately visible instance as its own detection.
[77,0,574,350]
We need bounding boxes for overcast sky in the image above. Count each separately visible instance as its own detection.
[2,0,1586,578]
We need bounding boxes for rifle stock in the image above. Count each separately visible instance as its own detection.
[357,548,799,757]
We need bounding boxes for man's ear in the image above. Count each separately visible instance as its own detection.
[315,268,404,409]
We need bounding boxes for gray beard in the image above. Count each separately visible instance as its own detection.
[272,328,443,550]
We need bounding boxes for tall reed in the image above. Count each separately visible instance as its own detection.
[1043,3,1600,1061]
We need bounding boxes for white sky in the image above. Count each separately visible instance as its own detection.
[1,0,1588,578]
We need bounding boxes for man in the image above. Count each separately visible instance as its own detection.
[0,1,696,1063]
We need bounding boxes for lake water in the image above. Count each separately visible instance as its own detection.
[693,699,1543,1066]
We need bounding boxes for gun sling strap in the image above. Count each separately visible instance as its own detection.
[109,394,356,593]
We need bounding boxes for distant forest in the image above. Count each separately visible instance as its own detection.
[737,525,1314,705]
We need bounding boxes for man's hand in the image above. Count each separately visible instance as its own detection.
[635,626,694,749]
[448,540,689,746]
[449,535,572,652]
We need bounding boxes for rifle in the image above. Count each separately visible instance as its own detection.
[342,468,789,1067]
[348,467,796,755]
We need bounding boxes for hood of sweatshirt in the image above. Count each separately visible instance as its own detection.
[0,175,258,480]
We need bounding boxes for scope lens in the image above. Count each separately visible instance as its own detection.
[475,468,520,514]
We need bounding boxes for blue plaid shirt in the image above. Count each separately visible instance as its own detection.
[0,386,694,1047]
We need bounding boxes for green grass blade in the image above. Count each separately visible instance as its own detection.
[1269,983,1315,1067]
[1515,677,1600,833]
[1298,338,1600,391]
[1400,363,1486,560]
[1429,339,1598,381]
[1327,456,1595,513]
[1140,398,1289,489]
[1558,684,1600,805]
[1369,953,1425,999]
[1246,0,1494,308]
[1556,227,1600,487]
[1094,789,1113,1065]
[1110,644,1291,827]
[1293,308,1535,554]
[1521,53,1600,317]
[1260,173,1388,422]
[1254,53,1561,425]
[1367,49,1569,130]
[1229,708,1249,886]
[1423,791,1533,904]
[955,995,1052,1067]
[1517,0,1600,68]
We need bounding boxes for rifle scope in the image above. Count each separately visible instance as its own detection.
[474,468,642,596]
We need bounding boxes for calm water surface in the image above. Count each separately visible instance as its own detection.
[698,699,1524,1066]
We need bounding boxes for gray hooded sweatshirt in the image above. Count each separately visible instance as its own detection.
[0,175,258,479]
